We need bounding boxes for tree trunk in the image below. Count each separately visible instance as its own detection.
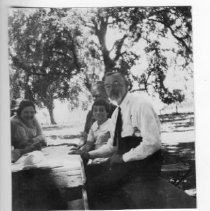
[24,85,34,101]
[48,107,56,125]
[24,74,34,101]
[45,98,56,125]
[175,104,178,114]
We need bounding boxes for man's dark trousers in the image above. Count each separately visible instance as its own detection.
[85,136,162,208]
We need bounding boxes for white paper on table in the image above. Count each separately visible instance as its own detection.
[12,151,82,172]
[12,151,44,172]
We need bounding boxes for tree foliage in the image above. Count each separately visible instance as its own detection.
[9,7,192,123]
[68,6,192,101]
[9,8,86,123]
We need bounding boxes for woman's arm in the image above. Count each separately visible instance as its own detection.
[81,142,95,152]
[11,121,43,153]
[12,124,30,148]
[32,118,46,145]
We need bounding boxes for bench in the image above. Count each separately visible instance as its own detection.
[90,163,195,210]
[122,176,196,209]
[92,176,196,210]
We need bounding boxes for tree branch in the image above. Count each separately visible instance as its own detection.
[113,34,128,62]
[148,18,192,54]
[77,15,95,30]
[114,51,128,62]
[65,30,82,73]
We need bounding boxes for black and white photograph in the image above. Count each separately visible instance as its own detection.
[1,0,210,211]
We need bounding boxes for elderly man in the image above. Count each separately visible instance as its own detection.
[79,72,162,208]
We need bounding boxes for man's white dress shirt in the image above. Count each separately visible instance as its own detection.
[89,92,161,162]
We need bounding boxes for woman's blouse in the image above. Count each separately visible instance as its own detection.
[11,115,45,148]
[87,118,113,150]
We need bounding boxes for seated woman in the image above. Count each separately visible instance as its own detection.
[70,100,114,164]
[11,100,46,162]
[81,99,114,152]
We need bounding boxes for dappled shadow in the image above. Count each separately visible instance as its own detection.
[174,121,194,128]
[42,125,76,131]
[160,112,194,134]
[46,134,82,140]
[47,143,79,147]
[161,142,196,192]
[172,129,193,133]
[162,142,195,164]
[159,112,194,123]
[161,128,193,133]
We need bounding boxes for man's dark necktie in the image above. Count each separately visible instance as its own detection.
[113,107,122,147]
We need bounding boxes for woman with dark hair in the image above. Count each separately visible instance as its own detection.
[11,100,46,161]
[83,81,116,140]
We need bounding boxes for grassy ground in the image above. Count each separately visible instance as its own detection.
[42,112,196,196]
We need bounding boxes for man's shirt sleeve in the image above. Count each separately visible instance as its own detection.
[122,102,161,162]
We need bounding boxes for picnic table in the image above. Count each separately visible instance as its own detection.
[12,146,196,210]
[12,146,88,210]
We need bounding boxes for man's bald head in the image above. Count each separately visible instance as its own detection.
[91,81,108,102]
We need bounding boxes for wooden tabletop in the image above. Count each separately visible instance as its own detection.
[12,146,196,210]
[12,146,88,210]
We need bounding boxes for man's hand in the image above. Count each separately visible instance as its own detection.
[68,148,87,155]
[68,149,90,163]
[110,154,124,167]
[68,149,83,155]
